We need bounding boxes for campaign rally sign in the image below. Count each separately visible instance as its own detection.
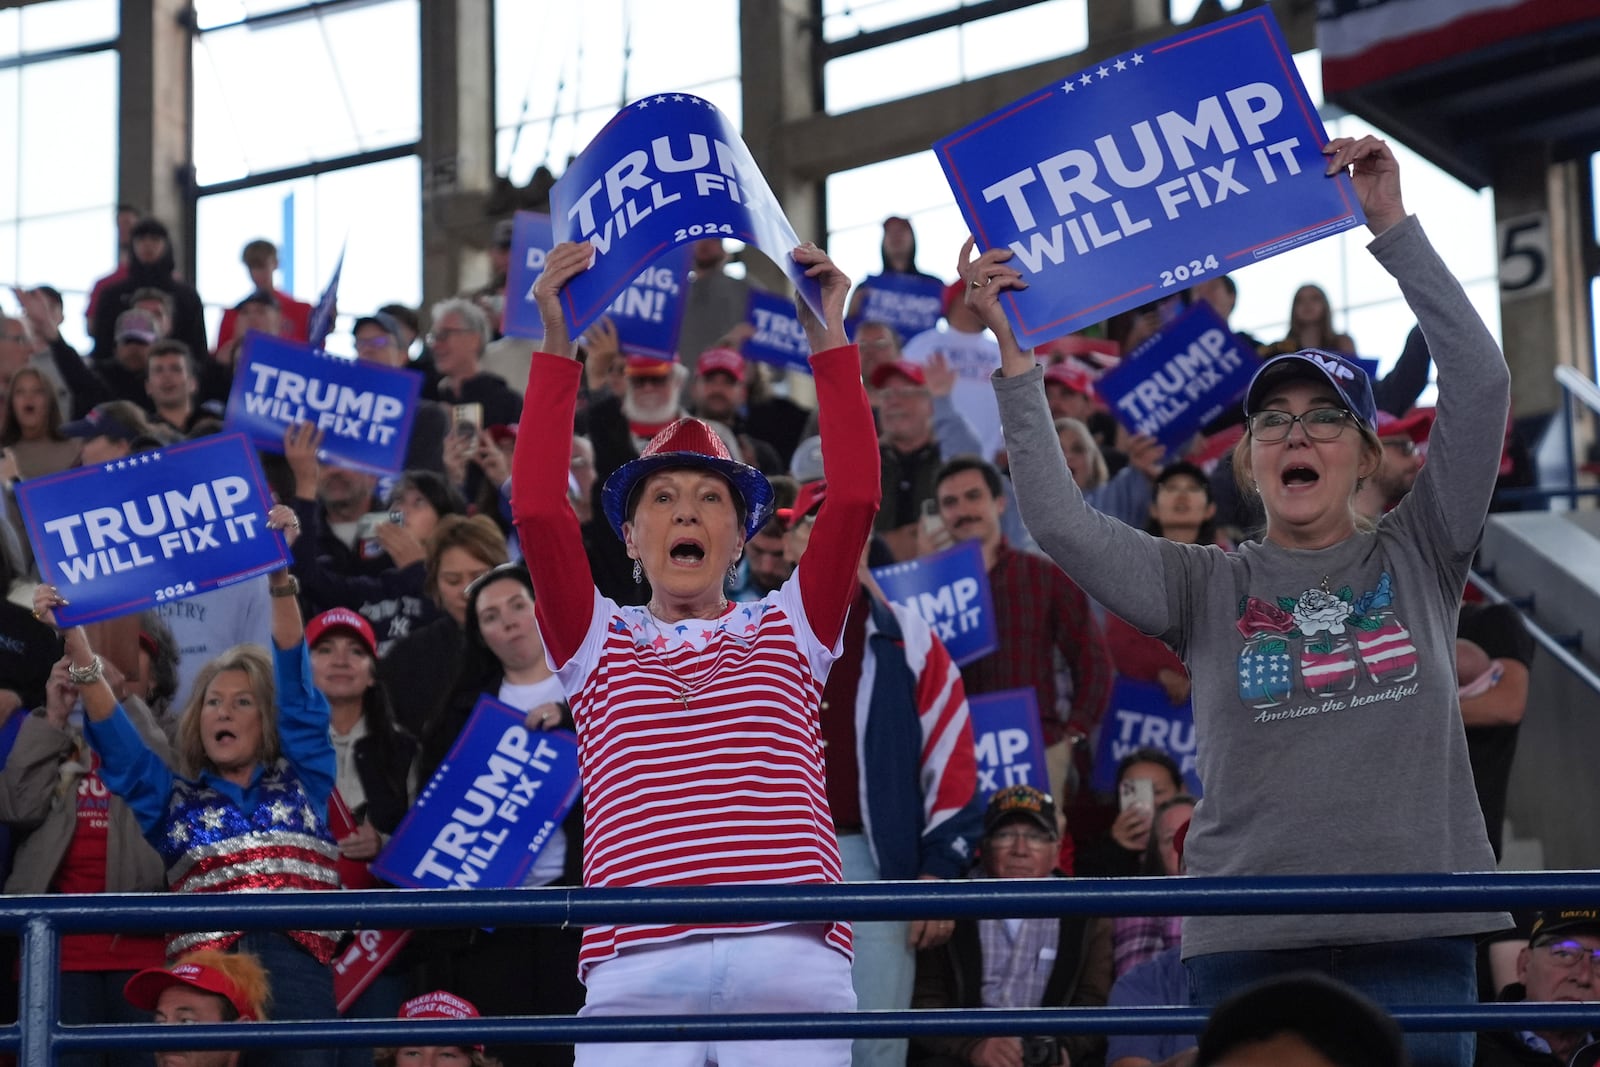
[967,689,1050,802]
[550,93,821,338]
[742,288,811,374]
[16,433,287,627]
[1094,301,1257,451]
[869,539,998,667]
[855,272,946,339]
[1091,677,1203,796]
[226,333,421,475]
[935,8,1363,348]
[502,211,555,340]
[372,695,580,891]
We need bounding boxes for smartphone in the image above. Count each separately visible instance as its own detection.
[920,498,951,548]
[1119,777,1155,815]
[354,511,391,541]
[452,402,483,441]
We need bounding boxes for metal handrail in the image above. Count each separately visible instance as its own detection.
[8,874,1600,1057]
[1467,569,1600,691]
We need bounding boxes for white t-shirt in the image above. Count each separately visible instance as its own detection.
[902,325,1004,460]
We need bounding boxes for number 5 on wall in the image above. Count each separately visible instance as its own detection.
[1497,211,1552,299]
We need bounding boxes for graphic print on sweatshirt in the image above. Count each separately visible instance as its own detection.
[1234,571,1418,716]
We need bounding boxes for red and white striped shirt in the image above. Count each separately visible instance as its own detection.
[554,581,850,974]
[513,345,880,980]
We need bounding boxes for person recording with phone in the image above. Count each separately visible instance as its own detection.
[283,421,467,655]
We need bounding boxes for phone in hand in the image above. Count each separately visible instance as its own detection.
[920,498,951,550]
[452,403,483,442]
[1119,777,1155,815]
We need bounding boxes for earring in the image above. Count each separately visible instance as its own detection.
[1355,477,1366,491]
[727,560,740,586]
[631,560,643,584]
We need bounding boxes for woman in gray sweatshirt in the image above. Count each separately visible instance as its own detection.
[970,135,1509,1067]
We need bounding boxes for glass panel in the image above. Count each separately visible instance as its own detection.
[192,0,317,32]
[826,28,961,113]
[196,156,422,358]
[18,51,117,217]
[960,0,1086,82]
[0,69,18,222]
[823,0,961,42]
[193,0,418,184]
[827,150,966,291]
[19,0,117,52]
[18,209,113,354]
[0,10,19,61]
[494,1,739,184]
[1169,0,1245,24]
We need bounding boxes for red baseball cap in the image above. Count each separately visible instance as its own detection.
[624,355,675,377]
[942,279,965,316]
[1043,360,1096,397]
[124,961,259,1020]
[306,607,378,658]
[778,480,827,526]
[399,991,484,1051]
[1375,407,1435,443]
[869,359,927,390]
[485,423,518,447]
[697,347,746,382]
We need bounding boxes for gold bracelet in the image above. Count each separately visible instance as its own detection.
[66,655,103,686]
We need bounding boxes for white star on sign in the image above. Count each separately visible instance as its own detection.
[655,95,668,104]
[1097,66,1110,78]
[1131,52,1144,65]
[1060,80,1074,93]
[672,94,684,102]
[637,99,650,109]
[1078,72,1093,87]
[1114,58,1127,71]
[104,464,115,473]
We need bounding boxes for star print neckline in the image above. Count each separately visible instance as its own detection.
[618,599,765,654]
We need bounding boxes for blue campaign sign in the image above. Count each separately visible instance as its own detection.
[16,433,288,627]
[550,93,821,339]
[742,288,811,375]
[855,273,946,339]
[226,332,422,476]
[372,695,581,890]
[604,242,694,362]
[1094,301,1258,452]
[934,8,1363,348]
[869,539,998,667]
[502,211,555,340]
[1090,677,1202,796]
[967,689,1049,803]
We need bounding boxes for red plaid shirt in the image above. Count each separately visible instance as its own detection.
[961,541,1113,745]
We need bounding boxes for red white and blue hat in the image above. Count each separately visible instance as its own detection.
[1243,348,1378,432]
[601,418,774,540]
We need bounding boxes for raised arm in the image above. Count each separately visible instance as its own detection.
[792,244,880,648]
[513,242,602,668]
[1325,134,1510,556]
[958,240,1173,635]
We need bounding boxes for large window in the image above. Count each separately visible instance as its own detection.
[494,1,741,189]
[0,0,120,354]
[192,0,421,347]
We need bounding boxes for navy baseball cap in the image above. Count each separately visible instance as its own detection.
[1243,349,1377,432]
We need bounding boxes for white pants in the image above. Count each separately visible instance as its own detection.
[576,925,856,1067]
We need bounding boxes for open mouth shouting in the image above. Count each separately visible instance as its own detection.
[667,536,707,567]
[1280,463,1321,492]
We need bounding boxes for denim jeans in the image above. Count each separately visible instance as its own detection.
[58,970,150,1067]
[1186,936,1478,1067]
[838,833,915,1067]
[236,932,338,1067]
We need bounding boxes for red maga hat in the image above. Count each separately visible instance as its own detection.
[305,607,378,658]
[869,359,927,390]
[124,961,259,1020]
[697,347,746,382]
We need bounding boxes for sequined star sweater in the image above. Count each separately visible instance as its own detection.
[85,641,342,963]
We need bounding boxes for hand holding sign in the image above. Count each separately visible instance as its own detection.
[1324,135,1405,236]
[531,242,597,357]
[958,238,1034,378]
[791,243,852,354]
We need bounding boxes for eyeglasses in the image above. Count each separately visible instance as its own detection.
[988,828,1056,850]
[1538,940,1600,968]
[1245,408,1356,442]
[1382,439,1418,457]
[355,335,395,350]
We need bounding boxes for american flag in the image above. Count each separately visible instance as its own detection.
[1356,614,1419,685]
[307,244,345,349]
[1238,639,1293,707]
[1300,640,1360,697]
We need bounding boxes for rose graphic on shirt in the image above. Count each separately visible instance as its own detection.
[1235,596,1299,708]
[1289,588,1353,637]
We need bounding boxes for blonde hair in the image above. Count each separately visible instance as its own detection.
[176,645,280,778]
[1054,416,1108,490]
[1232,422,1384,535]
[171,948,272,1020]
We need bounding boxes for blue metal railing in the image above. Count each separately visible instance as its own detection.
[9,874,1600,1059]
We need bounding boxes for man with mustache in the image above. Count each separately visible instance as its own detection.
[934,456,1113,805]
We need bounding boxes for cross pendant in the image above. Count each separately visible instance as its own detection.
[678,688,690,710]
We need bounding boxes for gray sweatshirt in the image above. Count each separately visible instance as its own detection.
[994,216,1512,957]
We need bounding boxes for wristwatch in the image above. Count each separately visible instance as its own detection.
[269,575,301,598]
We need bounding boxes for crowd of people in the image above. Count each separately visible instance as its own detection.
[0,134,1580,1067]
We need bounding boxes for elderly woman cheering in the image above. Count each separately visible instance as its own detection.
[972,136,1509,1067]
[513,240,878,1067]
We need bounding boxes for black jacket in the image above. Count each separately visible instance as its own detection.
[89,250,209,365]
